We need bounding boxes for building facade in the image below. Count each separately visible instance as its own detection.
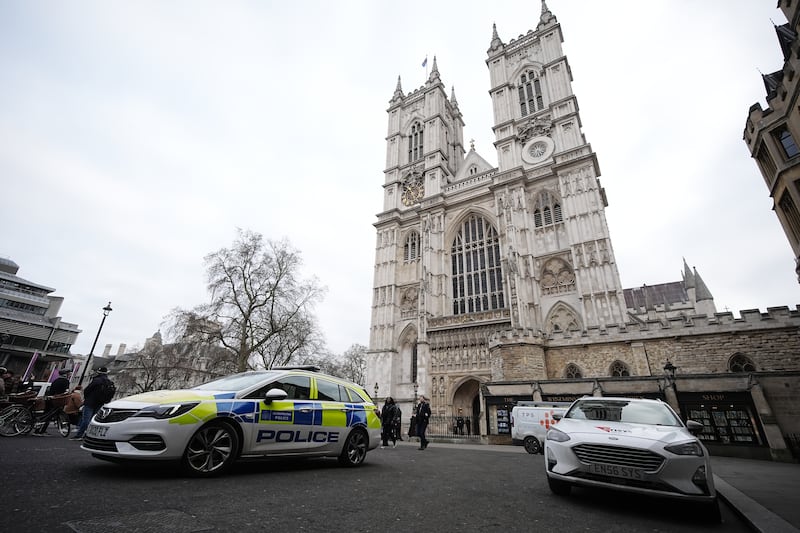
[744,0,800,282]
[367,2,800,461]
[0,257,81,383]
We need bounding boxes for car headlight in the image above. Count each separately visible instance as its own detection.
[133,402,199,419]
[664,440,704,456]
[546,427,571,443]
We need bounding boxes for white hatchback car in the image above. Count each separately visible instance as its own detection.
[544,397,719,521]
[81,367,382,476]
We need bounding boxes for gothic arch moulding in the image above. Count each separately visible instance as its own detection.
[443,207,499,248]
[539,256,575,296]
[544,301,582,334]
[564,363,583,379]
[728,353,756,373]
[609,360,631,377]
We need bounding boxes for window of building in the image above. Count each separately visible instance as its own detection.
[404,231,420,262]
[565,363,582,379]
[451,215,504,314]
[469,164,478,176]
[773,126,800,159]
[408,121,424,162]
[533,191,563,228]
[518,70,544,117]
[728,353,756,373]
[778,190,800,242]
[756,143,777,178]
[609,360,631,377]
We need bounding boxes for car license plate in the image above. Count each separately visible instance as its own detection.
[87,424,108,438]
[590,463,645,480]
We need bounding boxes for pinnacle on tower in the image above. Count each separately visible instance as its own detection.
[488,22,503,52]
[682,257,695,289]
[427,56,440,84]
[450,85,459,108]
[391,75,404,103]
[693,267,714,302]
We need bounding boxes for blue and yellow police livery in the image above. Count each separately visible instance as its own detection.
[81,367,382,476]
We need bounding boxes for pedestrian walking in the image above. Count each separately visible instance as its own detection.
[381,397,400,448]
[71,367,115,440]
[416,395,431,450]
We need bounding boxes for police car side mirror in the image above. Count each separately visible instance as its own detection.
[264,388,288,403]
[552,413,563,421]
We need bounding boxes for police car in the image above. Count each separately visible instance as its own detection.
[80,366,382,476]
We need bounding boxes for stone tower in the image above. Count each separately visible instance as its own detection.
[367,1,626,419]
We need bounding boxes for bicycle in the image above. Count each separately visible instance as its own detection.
[0,393,71,438]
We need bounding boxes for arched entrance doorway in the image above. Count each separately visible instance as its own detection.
[452,378,481,437]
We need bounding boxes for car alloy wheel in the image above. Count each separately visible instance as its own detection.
[523,436,541,454]
[182,422,239,477]
[338,428,368,467]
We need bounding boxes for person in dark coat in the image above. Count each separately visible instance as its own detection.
[381,397,400,448]
[33,368,72,435]
[71,367,113,440]
[415,395,431,450]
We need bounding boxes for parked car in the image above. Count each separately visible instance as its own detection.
[81,366,382,477]
[511,402,570,454]
[544,397,720,522]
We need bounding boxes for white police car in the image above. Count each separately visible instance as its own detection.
[81,366,382,476]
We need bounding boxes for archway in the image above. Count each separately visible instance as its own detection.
[452,378,481,436]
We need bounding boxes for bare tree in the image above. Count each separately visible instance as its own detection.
[297,344,366,386]
[338,344,367,385]
[169,229,326,372]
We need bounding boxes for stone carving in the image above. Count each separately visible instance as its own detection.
[400,287,418,312]
[540,257,575,295]
[546,303,581,334]
[516,114,552,144]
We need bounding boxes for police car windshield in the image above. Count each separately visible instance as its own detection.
[193,371,283,392]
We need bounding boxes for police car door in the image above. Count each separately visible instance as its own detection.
[250,375,314,454]
[313,377,350,453]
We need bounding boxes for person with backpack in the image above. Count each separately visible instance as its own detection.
[71,367,115,441]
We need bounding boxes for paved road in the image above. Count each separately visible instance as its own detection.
[0,436,750,532]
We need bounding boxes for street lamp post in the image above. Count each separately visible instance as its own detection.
[78,302,113,386]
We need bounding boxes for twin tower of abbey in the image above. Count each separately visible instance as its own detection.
[365,2,800,459]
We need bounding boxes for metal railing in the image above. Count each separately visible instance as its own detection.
[406,415,481,441]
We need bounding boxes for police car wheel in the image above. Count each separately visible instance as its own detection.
[338,428,368,467]
[181,421,239,477]
[523,436,541,454]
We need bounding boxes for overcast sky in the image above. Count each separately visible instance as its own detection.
[2,1,799,358]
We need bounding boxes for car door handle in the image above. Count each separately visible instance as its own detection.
[299,408,313,413]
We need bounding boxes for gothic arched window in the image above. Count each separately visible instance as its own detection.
[408,121,424,162]
[533,191,563,228]
[609,360,631,377]
[519,69,544,117]
[565,363,582,379]
[728,353,756,373]
[451,215,504,315]
[404,231,420,262]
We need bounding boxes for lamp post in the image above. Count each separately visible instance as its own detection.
[78,302,113,386]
